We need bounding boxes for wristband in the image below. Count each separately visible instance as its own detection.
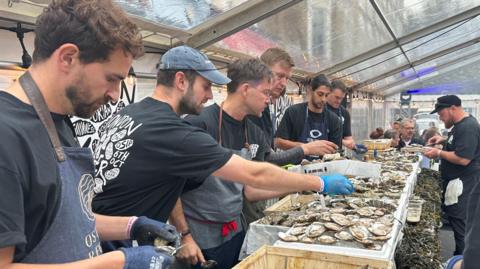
[126,216,138,239]
[180,229,191,237]
[437,150,443,159]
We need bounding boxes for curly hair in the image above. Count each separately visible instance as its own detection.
[33,0,144,64]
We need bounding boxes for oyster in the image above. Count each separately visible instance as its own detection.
[377,214,395,226]
[318,235,336,244]
[296,213,321,223]
[374,208,385,216]
[350,225,370,241]
[288,226,307,236]
[330,213,351,226]
[278,232,298,242]
[324,222,342,232]
[305,222,326,237]
[330,207,347,214]
[368,223,392,236]
[371,234,391,241]
[356,207,375,217]
[319,212,331,222]
[335,231,353,241]
[356,218,374,227]
[298,234,315,244]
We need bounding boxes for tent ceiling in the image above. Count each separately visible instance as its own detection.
[2,0,480,96]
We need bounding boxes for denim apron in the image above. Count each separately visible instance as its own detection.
[299,106,329,160]
[19,72,101,263]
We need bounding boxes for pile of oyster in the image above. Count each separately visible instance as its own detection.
[277,197,397,250]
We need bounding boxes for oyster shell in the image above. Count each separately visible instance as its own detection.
[318,235,336,244]
[330,207,347,214]
[278,232,298,242]
[368,223,392,236]
[334,231,353,241]
[350,225,370,241]
[324,222,342,232]
[356,207,375,217]
[330,213,351,226]
[319,212,331,222]
[288,226,307,236]
[296,213,321,223]
[305,222,326,237]
[298,234,315,244]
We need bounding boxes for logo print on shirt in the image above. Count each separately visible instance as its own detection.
[310,129,323,139]
[93,114,142,194]
[249,144,259,159]
[448,135,454,144]
[78,174,95,221]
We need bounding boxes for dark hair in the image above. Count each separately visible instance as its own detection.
[369,127,384,139]
[156,69,197,88]
[227,58,272,93]
[422,127,440,141]
[33,0,144,64]
[260,47,294,68]
[331,80,348,93]
[310,74,331,91]
[383,129,399,139]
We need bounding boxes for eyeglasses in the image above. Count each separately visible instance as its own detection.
[273,71,291,82]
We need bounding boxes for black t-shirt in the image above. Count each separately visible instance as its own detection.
[0,92,77,261]
[92,98,233,222]
[247,106,273,148]
[275,102,342,147]
[326,103,352,138]
[440,115,480,180]
[186,103,270,160]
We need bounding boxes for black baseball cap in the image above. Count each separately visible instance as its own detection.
[430,95,462,114]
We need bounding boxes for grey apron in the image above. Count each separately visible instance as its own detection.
[181,105,252,250]
[19,72,101,263]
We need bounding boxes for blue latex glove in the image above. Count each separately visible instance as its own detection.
[121,246,173,269]
[130,216,181,248]
[321,173,354,195]
[354,144,368,154]
[445,255,463,269]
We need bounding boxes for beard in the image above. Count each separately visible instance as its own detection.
[66,85,109,118]
[178,84,202,115]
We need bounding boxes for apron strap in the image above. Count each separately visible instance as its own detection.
[19,71,66,162]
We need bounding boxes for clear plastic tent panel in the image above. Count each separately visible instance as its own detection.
[377,0,480,37]
[114,0,249,30]
[403,16,480,62]
[381,43,480,95]
[215,0,392,72]
[330,48,407,86]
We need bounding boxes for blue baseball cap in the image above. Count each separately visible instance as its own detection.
[158,45,231,85]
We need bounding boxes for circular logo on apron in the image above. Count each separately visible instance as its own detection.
[309,129,323,139]
[78,174,95,221]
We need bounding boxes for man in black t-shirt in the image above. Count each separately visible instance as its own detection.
[326,80,367,154]
[424,95,480,269]
[92,46,354,267]
[275,74,342,156]
[0,1,177,268]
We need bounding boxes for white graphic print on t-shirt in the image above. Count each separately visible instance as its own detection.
[93,114,142,194]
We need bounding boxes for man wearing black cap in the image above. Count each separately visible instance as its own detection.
[424,95,480,268]
[91,46,354,267]
[275,74,342,159]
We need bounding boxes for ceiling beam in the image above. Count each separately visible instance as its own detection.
[351,36,480,91]
[185,0,303,49]
[314,5,480,76]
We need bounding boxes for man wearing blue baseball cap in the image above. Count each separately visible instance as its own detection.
[424,95,480,269]
[91,46,354,267]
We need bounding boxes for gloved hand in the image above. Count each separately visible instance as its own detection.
[121,245,173,269]
[354,144,368,154]
[445,255,463,269]
[321,173,354,195]
[130,216,181,248]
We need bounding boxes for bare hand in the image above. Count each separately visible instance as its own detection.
[428,135,445,145]
[176,235,206,265]
[423,147,440,159]
[302,140,337,156]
